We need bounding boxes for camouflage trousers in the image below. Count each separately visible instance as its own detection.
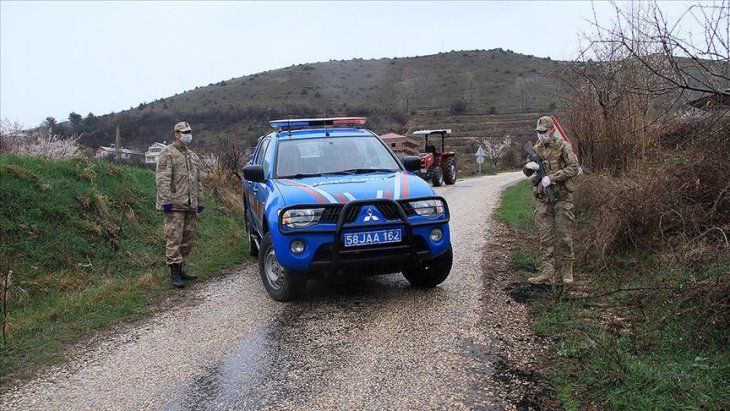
[164,211,198,265]
[534,200,575,279]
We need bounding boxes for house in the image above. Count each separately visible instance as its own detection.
[94,144,143,160]
[145,142,167,165]
[379,133,420,156]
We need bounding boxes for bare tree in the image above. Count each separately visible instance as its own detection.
[514,77,536,111]
[600,0,729,97]
[0,118,25,154]
[557,1,729,172]
[464,71,476,103]
[1,119,80,159]
[395,79,414,113]
[482,135,514,168]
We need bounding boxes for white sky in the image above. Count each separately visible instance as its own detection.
[1,0,697,127]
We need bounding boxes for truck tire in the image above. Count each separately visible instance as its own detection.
[431,166,444,187]
[403,246,453,287]
[258,233,306,301]
[444,157,457,185]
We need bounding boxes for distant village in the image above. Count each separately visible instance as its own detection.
[91,125,167,166]
[94,141,166,165]
[93,130,422,167]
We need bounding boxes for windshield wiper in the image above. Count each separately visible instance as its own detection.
[279,173,322,179]
[339,168,397,174]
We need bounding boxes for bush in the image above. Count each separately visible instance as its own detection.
[450,98,467,114]
[573,116,730,261]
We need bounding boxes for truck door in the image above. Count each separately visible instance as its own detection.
[245,137,271,235]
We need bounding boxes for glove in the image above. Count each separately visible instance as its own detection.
[197,205,205,213]
[525,161,540,171]
[541,176,552,188]
[163,203,173,213]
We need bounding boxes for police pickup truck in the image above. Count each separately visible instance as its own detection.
[243,117,452,301]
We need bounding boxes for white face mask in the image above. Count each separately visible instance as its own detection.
[537,132,550,143]
[180,133,192,144]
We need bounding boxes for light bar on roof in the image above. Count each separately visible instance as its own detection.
[269,117,367,131]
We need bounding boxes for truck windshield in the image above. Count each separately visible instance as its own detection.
[276,136,401,178]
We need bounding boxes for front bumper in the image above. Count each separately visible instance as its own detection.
[274,197,450,274]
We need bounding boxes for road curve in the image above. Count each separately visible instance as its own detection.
[1,171,526,410]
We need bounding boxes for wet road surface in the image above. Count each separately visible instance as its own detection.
[1,172,526,410]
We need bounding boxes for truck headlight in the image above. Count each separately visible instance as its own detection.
[282,208,324,228]
[408,199,445,218]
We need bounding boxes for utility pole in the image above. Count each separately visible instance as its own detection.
[114,124,121,160]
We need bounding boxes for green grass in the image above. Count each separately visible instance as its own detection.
[0,155,250,383]
[494,179,730,410]
[494,179,534,231]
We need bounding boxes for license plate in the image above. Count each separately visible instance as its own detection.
[344,229,402,247]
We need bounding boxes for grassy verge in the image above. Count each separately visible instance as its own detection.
[0,155,250,383]
[495,180,730,410]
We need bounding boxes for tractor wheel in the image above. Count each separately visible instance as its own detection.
[444,157,457,185]
[431,166,444,187]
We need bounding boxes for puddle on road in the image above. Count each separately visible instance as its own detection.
[162,322,284,410]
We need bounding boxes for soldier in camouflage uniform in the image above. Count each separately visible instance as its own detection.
[156,121,204,288]
[523,116,579,285]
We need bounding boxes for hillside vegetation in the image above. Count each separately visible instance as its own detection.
[70,49,566,158]
[0,155,248,382]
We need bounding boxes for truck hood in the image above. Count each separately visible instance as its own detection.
[273,171,434,205]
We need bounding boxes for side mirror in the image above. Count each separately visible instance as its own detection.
[402,156,421,172]
[243,164,265,183]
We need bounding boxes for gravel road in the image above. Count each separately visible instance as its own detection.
[1,171,545,410]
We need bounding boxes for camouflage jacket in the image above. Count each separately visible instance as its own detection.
[155,142,203,211]
[523,138,579,203]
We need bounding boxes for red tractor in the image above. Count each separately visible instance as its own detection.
[412,129,457,186]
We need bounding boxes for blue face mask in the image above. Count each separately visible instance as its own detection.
[180,133,192,144]
[537,132,550,143]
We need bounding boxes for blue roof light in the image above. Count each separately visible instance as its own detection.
[269,117,367,131]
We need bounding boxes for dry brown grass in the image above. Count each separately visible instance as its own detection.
[572,115,729,263]
[202,168,244,216]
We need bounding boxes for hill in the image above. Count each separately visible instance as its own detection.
[0,155,247,381]
[74,49,569,156]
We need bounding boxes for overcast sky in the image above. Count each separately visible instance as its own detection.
[1,1,697,127]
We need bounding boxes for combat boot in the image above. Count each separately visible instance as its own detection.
[180,263,198,281]
[527,273,553,285]
[562,262,574,285]
[528,263,554,285]
[170,263,185,288]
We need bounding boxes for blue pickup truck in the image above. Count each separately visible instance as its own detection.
[243,117,452,301]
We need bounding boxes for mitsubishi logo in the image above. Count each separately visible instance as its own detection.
[363,207,380,222]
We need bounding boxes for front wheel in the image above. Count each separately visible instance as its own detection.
[403,246,453,287]
[431,166,444,187]
[444,157,457,185]
[258,233,306,301]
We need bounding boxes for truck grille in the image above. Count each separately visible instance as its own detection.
[317,201,415,224]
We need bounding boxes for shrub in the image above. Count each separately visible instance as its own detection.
[573,116,729,260]
[450,98,467,114]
